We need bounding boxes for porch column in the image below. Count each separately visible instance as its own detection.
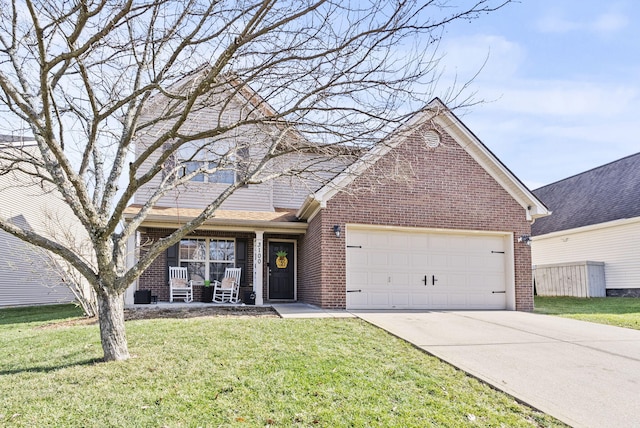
[123,232,138,305]
[253,231,264,305]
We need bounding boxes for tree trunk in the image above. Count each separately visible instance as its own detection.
[97,287,130,361]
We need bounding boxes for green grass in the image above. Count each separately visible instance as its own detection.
[534,296,640,330]
[0,305,564,427]
[0,303,85,326]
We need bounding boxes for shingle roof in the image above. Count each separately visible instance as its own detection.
[531,152,640,236]
[0,134,33,143]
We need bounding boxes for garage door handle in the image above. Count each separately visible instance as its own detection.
[432,275,438,286]
[492,291,506,294]
[347,289,362,293]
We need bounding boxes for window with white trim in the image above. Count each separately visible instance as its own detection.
[181,160,235,184]
[178,139,236,184]
[179,238,235,282]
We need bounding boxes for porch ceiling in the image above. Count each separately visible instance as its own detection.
[123,204,307,233]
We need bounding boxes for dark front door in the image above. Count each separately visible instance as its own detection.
[269,241,295,300]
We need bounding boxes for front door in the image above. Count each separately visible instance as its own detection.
[268,241,295,300]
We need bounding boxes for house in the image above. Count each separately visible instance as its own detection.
[531,152,640,297]
[125,88,549,310]
[0,135,78,307]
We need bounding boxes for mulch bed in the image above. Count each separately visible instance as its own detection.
[38,306,279,329]
[124,305,278,321]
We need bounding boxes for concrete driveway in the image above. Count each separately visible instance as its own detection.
[351,310,640,428]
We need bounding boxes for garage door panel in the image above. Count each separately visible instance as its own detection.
[368,274,389,288]
[448,235,468,250]
[431,254,448,266]
[440,273,468,288]
[348,250,369,267]
[480,274,506,291]
[449,254,467,269]
[410,253,429,267]
[448,293,469,306]
[369,252,389,266]
[430,293,448,307]
[392,272,411,286]
[390,253,410,266]
[369,292,391,306]
[389,234,409,248]
[349,270,369,287]
[347,292,368,308]
[469,255,505,271]
[369,233,389,247]
[346,227,510,310]
[486,293,507,308]
[391,293,409,307]
[409,293,429,307]
[409,234,430,251]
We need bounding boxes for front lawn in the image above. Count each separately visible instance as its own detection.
[0,305,563,427]
[534,296,640,330]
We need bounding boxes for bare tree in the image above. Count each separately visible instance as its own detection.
[0,0,510,361]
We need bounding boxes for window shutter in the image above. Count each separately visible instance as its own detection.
[236,147,250,185]
[236,238,248,287]
[166,242,180,284]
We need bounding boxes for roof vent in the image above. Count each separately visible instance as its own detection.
[422,129,441,149]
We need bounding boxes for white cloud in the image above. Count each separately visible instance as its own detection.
[593,12,628,33]
[441,35,524,78]
[535,15,580,33]
[494,82,639,118]
[536,11,628,34]
[436,34,525,101]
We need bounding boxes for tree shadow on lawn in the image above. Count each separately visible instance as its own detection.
[0,357,104,376]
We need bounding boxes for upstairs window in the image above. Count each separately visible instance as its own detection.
[181,160,234,184]
[178,139,236,184]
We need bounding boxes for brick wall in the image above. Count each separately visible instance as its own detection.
[299,123,533,310]
[297,212,324,306]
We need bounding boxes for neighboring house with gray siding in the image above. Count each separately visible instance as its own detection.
[531,152,640,297]
[0,136,80,307]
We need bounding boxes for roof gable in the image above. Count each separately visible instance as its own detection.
[297,98,549,222]
[532,152,640,236]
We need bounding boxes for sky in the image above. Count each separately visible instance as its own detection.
[434,0,640,190]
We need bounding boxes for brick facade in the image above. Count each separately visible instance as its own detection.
[298,124,534,311]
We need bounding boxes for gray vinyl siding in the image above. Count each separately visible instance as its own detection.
[0,230,74,307]
[532,218,640,290]
[0,155,84,307]
[134,91,351,212]
[270,152,352,209]
[134,93,277,211]
[136,181,274,211]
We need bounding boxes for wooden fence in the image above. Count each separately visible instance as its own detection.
[533,261,606,298]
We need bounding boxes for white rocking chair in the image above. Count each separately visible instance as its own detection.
[169,266,193,303]
[212,268,242,303]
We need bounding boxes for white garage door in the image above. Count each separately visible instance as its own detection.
[346,227,510,310]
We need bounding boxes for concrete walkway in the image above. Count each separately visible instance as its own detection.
[272,303,355,318]
[352,310,640,428]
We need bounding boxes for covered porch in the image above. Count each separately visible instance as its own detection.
[123,205,307,306]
